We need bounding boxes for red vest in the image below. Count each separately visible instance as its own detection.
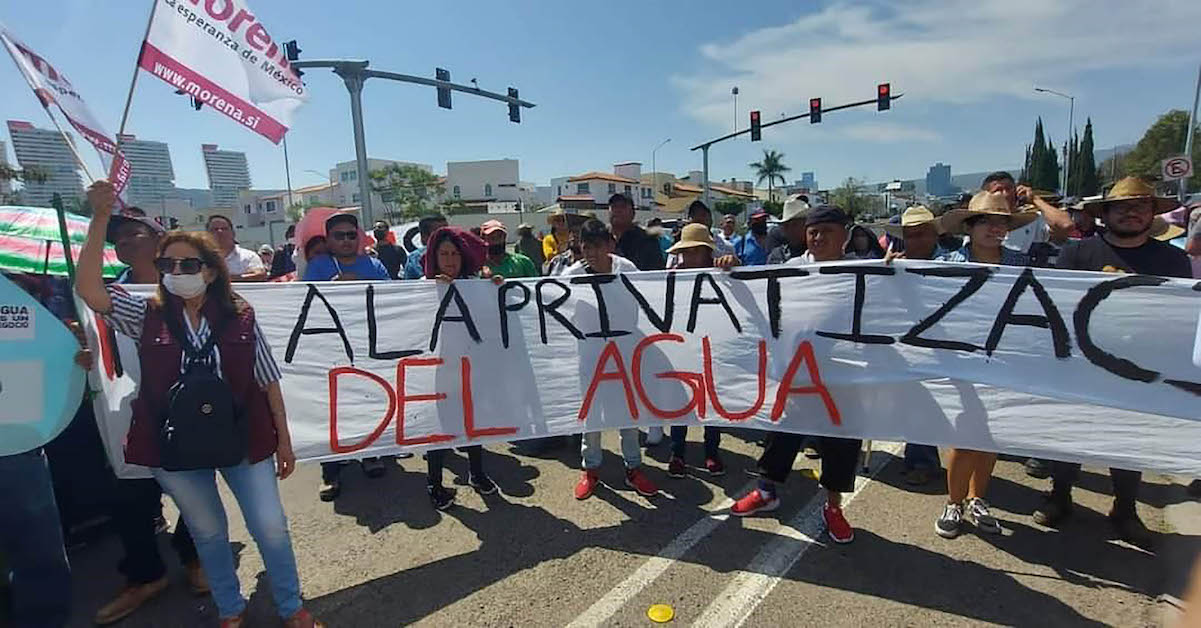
[126,297,277,467]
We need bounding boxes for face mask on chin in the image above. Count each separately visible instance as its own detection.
[162,273,208,299]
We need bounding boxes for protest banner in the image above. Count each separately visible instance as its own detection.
[83,261,1201,478]
[0,274,87,455]
[136,0,309,143]
[0,22,131,193]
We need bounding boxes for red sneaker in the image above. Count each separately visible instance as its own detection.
[625,467,658,496]
[732,489,780,516]
[823,503,854,544]
[704,457,726,476]
[667,456,687,478]
[575,470,599,500]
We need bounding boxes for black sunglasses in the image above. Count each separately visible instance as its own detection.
[329,230,358,241]
[154,257,206,275]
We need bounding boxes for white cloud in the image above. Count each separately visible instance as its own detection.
[674,0,1201,138]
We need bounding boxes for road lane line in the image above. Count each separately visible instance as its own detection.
[565,480,757,628]
[693,442,903,628]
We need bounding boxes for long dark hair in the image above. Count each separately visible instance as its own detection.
[154,231,242,325]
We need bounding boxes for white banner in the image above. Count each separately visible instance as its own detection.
[0,22,131,193]
[84,261,1201,478]
[140,0,308,143]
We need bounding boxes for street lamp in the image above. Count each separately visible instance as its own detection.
[1034,86,1074,194]
[651,138,671,210]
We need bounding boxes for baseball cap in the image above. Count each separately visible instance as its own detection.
[804,205,849,228]
[105,213,166,244]
[749,208,769,222]
[481,219,507,235]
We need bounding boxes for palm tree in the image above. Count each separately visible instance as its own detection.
[749,149,791,202]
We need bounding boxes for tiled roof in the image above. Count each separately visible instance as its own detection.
[567,171,639,184]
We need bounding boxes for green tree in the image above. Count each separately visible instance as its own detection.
[830,177,876,219]
[748,149,791,202]
[0,165,47,205]
[1119,110,1200,192]
[369,163,445,222]
[1021,118,1061,191]
[714,199,747,216]
[1076,118,1100,196]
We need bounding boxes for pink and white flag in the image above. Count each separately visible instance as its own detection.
[138,0,308,144]
[0,22,131,194]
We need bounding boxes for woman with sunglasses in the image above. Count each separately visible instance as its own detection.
[930,190,1037,541]
[422,225,503,510]
[76,181,322,628]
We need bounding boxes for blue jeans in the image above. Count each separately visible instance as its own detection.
[670,426,721,460]
[0,449,71,628]
[581,429,642,470]
[153,458,301,620]
[904,444,941,471]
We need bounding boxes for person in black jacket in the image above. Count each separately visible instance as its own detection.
[371,220,407,279]
[269,224,297,279]
[608,193,664,271]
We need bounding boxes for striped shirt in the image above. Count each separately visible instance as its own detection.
[104,285,281,388]
[935,245,1030,267]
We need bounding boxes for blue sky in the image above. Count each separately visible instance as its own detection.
[2,0,1199,192]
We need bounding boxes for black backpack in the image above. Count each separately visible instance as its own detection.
[159,313,248,471]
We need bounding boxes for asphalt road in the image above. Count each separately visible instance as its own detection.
[55,432,1199,627]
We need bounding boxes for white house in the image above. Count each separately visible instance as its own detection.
[548,162,654,210]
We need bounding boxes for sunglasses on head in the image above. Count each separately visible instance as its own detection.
[154,257,206,274]
[329,230,358,241]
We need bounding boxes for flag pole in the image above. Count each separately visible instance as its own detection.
[42,106,98,184]
[116,0,160,140]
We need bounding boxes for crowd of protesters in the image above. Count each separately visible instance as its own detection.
[2,168,1198,627]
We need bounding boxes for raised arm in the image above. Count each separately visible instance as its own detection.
[76,181,116,313]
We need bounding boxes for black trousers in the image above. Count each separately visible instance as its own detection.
[1051,462,1140,518]
[112,478,197,584]
[758,433,861,494]
[427,446,484,487]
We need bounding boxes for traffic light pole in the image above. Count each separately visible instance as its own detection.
[690,93,902,206]
[292,58,537,226]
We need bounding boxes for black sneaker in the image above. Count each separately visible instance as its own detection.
[1189,479,1201,497]
[1032,494,1073,527]
[1109,511,1154,550]
[362,457,387,479]
[1024,458,1051,479]
[428,485,456,511]
[318,478,341,502]
[935,502,963,539]
[469,473,498,495]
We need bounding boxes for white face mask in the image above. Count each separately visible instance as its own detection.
[162,273,208,298]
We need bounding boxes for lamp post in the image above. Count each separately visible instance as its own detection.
[732,86,739,133]
[651,138,670,209]
[1034,86,1074,194]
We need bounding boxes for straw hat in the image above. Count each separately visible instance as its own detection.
[666,223,716,254]
[1149,216,1185,241]
[1079,176,1179,217]
[940,191,1039,235]
[883,205,942,238]
[781,194,811,224]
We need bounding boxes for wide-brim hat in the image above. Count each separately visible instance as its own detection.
[666,223,716,254]
[1080,176,1179,217]
[940,191,1039,235]
[1149,216,1185,241]
[883,205,942,238]
[781,194,811,224]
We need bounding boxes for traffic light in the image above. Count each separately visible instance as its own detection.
[436,68,452,109]
[284,40,303,79]
[749,110,761,141]
[877,83,891,111]
[508,87,520,123]
[809,98,821,123]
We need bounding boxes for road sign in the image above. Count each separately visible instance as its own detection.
[1162,155,1193,180]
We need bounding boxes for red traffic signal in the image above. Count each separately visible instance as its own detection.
[750,110,761,141]
[877,83,891,111]
[809,98,821,123]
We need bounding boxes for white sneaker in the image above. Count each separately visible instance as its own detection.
[966,498,1001,534]
[935,502,963,538]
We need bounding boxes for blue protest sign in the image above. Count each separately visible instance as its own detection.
[0,273,85,455]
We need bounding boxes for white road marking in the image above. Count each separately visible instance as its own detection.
[693,442,903,628]
[565,480,756,628]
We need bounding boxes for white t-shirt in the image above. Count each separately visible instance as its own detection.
[224,245,266,276]
[563,254,639,275]
[1003,213,1049,254]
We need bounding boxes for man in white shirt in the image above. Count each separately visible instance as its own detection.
[565,219,658,501]
[980,171,1071,256]
[206,215,267,282]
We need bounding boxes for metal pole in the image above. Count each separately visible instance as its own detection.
[282,135,295,213]
[1182,61,1200,201]
[341,71,374,226]
[1066,96,1074,195]
[117,0,160,140]
[702,145,711,206]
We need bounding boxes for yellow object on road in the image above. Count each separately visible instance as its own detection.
[647,603,675,623]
